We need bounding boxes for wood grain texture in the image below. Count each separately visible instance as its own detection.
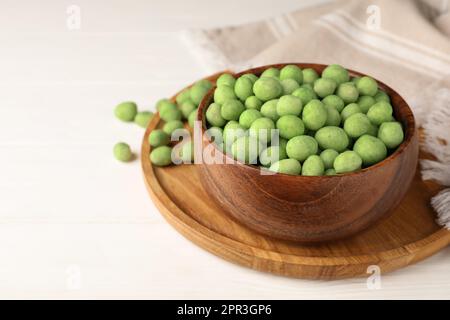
[197,63,419,242]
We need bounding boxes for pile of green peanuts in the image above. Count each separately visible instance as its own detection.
[205,64,405,175]
[148,79,213,166]
[113,101,154,162]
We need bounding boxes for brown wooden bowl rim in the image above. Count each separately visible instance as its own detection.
[197,62,416,179]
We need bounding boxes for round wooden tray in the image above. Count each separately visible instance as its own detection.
[142,117,449,280]
[141,71,450,280]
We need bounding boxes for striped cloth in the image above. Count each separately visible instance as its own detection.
[182,0,450,227]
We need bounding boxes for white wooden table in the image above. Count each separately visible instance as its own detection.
[0,0,449,299]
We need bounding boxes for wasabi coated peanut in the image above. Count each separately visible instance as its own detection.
[249,117,275,143]
[253,77,283,101]
[221,99,245,121]
[344,113,371,138]
[150,145,173,167]
[367,101,393,126]
[260,99,280,122]
[231,136,262,164]
[216,73,236,87]
[269,159,302,175]
[176,88,191,105]
[322,95,345,112]
[286,135,318,161]
[357,95,375,113]
[276,115,305,139]
[234,76,254,101]
[367,124,378,137]
[180,100,197,119]
[374,90,390,103]
[223,120,246,147]
[353,135,387,166]
[333,151,362,173]
[156,98,171,111]
[160,103,182,122]
[245,96,263,110]
[302,99,327,130]
[259,146,287,167]
[199,64,402,175]
[134,111,154,128]
[239,109,262,129]
[276,95,302,116]
[163,120,184,135]
[315,126,349,152]
[302,155,325,176]
[356,76,378,96]
[280,65,303,84]
[322,64,349,85]
[378,121,404,148]
[325,105,341,126]
[320,149,339,169]
[351,77,361,85]
[341,103,362,121]
[160,108,182,122]
[115,101,137,122]
[188,109,198,128]
[261,67,280,78]
[190,80,212,105]
[292,87,317,105]
[242,73,258,84]
[281,79,300,95]
[214,85,236,105]
[148,129,170,147]
[206,103,227,127]
[314,78,337,98]
[302,68,319,84]
[113,142,133,162]
[301,83,313,90]
[337,82,359,103]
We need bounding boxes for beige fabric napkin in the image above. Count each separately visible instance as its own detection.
[182,0,450,227]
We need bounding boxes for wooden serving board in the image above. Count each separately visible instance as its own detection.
[141,114,450,280]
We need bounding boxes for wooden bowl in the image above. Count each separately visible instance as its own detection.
[197,63,419,243]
